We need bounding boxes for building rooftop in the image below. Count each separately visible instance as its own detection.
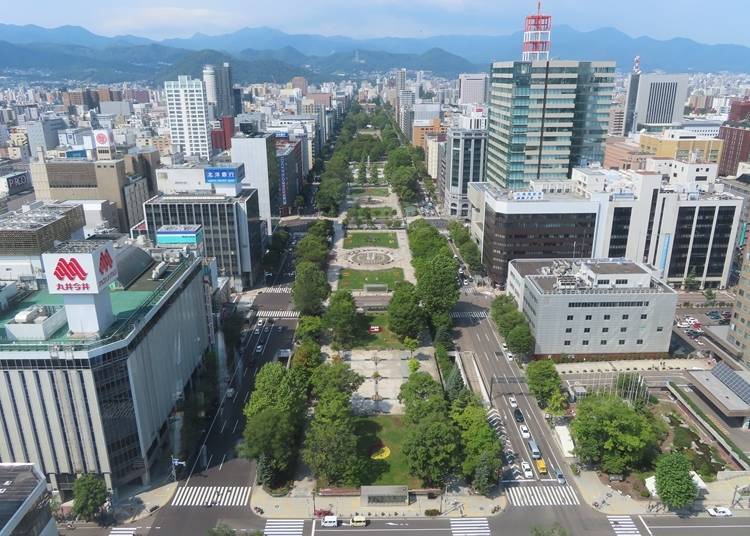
[0,202,80,231]
[688,367,750,417]
[0,464,46,532]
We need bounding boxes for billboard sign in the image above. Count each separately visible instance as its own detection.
[93,129,114,149]
[1,171,32,195]
[279,156,288,205]
[204,164,245,184]
[156,228,204,246]
[43,242,118,294]
[65,149,87,159]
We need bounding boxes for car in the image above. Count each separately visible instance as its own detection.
[257,319,265,327]
[508,395,518,408]
[264,326,270,333]
[255,344,263,354]
[519,424,531,438]
[276,325,283,332]
[507,351,515,361]
[502,343,508,351]
[254,328,261,335]
[555,468,566,484]
[707,507,732,517]
[225,387,236,400]
[521,461,534,479]
[514,408,525,423]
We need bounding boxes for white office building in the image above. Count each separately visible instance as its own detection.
[165,76,211,160]
[458,73,489,105]
[507,258,677,356]
[231,133,278,236]
[623,73,689,134]
[441,126,487,218]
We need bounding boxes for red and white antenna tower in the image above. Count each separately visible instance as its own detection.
[522,1,552,61]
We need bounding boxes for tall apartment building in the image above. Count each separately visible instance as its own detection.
[164,76,210,160]
[144,185,264,290]
[729,250,750,363]
[728,99,750,123]
[458,73,489,105]
[486,60,615,189]
[26,116,67,157]
[639,129,723,163]
[396,68,407,91]
[30,157,150,231]
[441,117,487,218]
[211,63,234,119]
[718,123,750,177]
[623,73,689,134]
[470,165,741,289]
[291,76,308,96]
[508,259,677,356]
[0,240,210,495]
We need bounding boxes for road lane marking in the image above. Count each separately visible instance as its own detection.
[219,454,226,470]
[607,515,642,535]
[638,516,654,536]
[220,420,227,434]
[232,419,239,434]
[450,517,490,536]
[172,485,251,507]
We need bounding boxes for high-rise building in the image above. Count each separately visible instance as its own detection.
[202,65,217,118]
[26,116,67,157]
[396,68,407,91]
[291,76,308,96]
[214,62,234,119]
[486,60,615,189]
[440,125,487,218]
[728,99,750,123]
[165,76,210,159]
[717,123,750,177]
[231,133,280,236]
[458,73,489,105]
[623,73,689,134]
[729,251,750,363]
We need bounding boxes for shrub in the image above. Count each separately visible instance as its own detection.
[425,508,441,517]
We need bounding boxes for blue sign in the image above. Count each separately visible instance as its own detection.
[204,165,244,184]
[66,149,87,159]
[156,228,204,246]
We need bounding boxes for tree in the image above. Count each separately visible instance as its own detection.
[244,362,306,421]
[404,336,419,357]
[291,339,322,375]
[497,310,525,338]
[547,389,568,417]
[303,391,360,485]
[295,315,323,343]
[295,234,329,268]
[295,195,306,214]
[399,371,443,406]
[417,254,459,318]
[403,413,460,486]
[703,288,716,304]
[526,360,562,407]
[452,399,502,482]
[324,290,359,347]
[473,451,498,496]
[570,394,659,474]
[311,362,365,399]
[293,261,330,315]
[683,268,700,291]
[239,407,297,479]
[506,324,534,355]
[388,281,424,339]
[655,452,698,510]
[72,474,108,521]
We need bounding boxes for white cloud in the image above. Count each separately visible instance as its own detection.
[101,6,244,37]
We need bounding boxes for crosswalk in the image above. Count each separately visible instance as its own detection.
[262,286,292,294]
[264,519,304,535]
[256,310,300,318]
[108,529,137,536]
[607,516,642,535]
[450,518,490,536]
[506,484,580,507]
[450,310,488,319]
[171,485,251,507]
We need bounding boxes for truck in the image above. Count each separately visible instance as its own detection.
[535,459,548,475]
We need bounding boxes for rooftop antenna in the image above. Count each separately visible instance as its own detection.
[522,0,552,61]
[632,55,642,75]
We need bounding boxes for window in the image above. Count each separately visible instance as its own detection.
[585,315,592,320]
[565,328,572,333]
[584,328,590,333]
[622,314,629,320]
[597,279,610,285]
[616,279,628,285]
[602,327,609,333]
[567,315,573,321]
[620,327,627,332]
[641,314,648,319]
[604,314,610,320]
[564,340,571,346]
[600,340,607,345]
[582,340,589,346]
[656,326,664,332]
[619,340,625,345]
[636,339,643,344]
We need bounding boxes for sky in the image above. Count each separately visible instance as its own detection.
[4,0,750,46]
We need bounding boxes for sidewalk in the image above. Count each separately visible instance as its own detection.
[250,484,505,518]
[110,472,179,523]
[556,357,713,375]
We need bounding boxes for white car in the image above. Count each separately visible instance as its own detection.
[519,424,531,438]
[225,387,236,400]
[502,343,508,352]
[707,507,732,517]
[521,461,534,479]
[508,396,518,408]
[255,344,263,354]
[506,351,515,361]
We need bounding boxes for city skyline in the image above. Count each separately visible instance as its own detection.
[3,0,750,46]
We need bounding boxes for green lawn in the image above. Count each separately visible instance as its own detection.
[350,187,390,197]
[355,415,420,487]
[343,232,398,249]
[352,313,405,350]
[338,268,404,291]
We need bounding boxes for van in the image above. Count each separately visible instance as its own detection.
[321,516,338,527]
[350,516,367,527]
[528,439,541,460]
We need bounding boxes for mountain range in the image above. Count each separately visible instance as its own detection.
[1,23,749,85]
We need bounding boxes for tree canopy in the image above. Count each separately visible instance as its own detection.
[655,452,698,510]
[324,290,359,347]
[387,281,424,340]
[293,261,330,315]
[72,474,108,521]
[526,360,563,407]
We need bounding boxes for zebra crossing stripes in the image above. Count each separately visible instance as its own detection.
[262,286,292,294]
[450,517,490,536]
[449,310,488,319]
[607,516,642,535]
[506,484,580,507]
[256,310,300,318]
[264,519,304,535]
[171,485,251,507]
[108,529,137,536]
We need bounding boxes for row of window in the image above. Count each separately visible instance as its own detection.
[564,339,644,346]
[567,313,649,320]
[568,301,650,308]
[565,326,664,333]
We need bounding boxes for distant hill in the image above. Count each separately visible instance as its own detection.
[2,23,750,81]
